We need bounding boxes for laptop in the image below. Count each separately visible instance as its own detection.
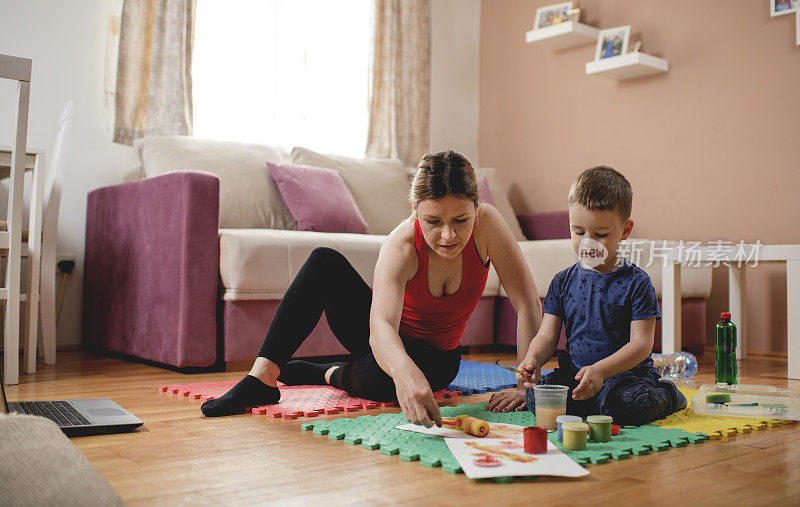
[1,369,143,437]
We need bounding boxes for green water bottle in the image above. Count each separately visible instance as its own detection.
[715,312,737,385]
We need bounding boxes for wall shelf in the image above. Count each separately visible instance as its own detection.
[585,52,668,80]
[525,21,599,50]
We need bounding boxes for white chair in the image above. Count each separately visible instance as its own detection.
[0,54,31,385]
[0,102,72,376]
[33,101,74,369]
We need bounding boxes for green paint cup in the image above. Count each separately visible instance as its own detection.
[587,415,613,442]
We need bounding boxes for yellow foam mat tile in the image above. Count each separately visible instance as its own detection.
[650,387,798,439]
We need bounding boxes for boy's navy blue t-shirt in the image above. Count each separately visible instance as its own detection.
[543,259,661,370]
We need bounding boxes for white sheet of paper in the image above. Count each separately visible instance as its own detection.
[445,438,589,479]
[394,422,527,440]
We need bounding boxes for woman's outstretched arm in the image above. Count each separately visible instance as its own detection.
[369,224,443,427]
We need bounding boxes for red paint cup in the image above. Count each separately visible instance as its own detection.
[524,426,548,454]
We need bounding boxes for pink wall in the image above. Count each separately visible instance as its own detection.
[479,0,800,353]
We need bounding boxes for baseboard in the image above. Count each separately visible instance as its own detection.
[82,347,224,373]
[0,344,83,353]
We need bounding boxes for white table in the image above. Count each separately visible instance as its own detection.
[0,145,45,376]
[661,244,800,379]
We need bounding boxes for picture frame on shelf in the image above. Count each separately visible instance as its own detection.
[771,0,798,17]
[533,2,573,30]
[594,25,630,60]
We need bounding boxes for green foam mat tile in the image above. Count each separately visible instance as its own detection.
[559,424,707,465]
[300,403,707,482]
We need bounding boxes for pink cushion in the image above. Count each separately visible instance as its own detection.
[477,176,496,206]
[267,162,370,234]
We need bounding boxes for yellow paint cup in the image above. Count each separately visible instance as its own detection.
[562,422,589,450]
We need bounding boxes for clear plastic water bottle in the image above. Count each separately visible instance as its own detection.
[650,351,698,379]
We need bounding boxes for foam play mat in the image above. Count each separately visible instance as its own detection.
[447,360,553,395]
[300,402,709,482]
[650,387,798,439]
[159,382,462,419]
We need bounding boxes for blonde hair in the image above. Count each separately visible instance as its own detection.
[568,166,632,221]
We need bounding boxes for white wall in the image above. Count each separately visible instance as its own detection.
[0,0,140,348]
[429,0,481,164]
[0,0,482,351]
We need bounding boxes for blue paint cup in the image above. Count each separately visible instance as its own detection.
[556,415,582,442]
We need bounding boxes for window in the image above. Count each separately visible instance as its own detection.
[192,0,373,157]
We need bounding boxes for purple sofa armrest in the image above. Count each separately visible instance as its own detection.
[517,211,570,241]
[83,171,220,368]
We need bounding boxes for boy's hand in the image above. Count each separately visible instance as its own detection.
[517,355,541,387]
[572,365,606,400]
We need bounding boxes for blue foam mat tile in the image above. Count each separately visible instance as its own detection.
[447,360,553,395]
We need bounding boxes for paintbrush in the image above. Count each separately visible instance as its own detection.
[494,358,527,376]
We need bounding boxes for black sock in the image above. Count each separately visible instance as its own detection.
[200,375,280,417]
[277,360,345,386]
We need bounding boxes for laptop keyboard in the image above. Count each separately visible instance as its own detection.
[16,401,90,427]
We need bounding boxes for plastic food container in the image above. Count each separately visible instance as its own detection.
[691,383,800,420]
[533,385,568,430]
[556,415,582,442]
[562,422,589,450]
[586,415,613,442]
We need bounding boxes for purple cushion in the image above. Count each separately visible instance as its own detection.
[517,211,570,240]
[477,176,496,206]
[267,162,370,234]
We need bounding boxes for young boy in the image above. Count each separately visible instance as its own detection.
[519,166,686,425]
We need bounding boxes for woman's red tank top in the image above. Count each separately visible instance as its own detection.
[398,220,490,350]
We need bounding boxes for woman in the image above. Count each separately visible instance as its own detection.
[202,151,542,426]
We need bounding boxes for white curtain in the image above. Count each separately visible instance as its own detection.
[114,0,196,145]
[366,0,431,165]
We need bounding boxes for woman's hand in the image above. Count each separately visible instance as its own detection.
[486,388,528,412]
[517,354,541,387]
[394,367,442,428]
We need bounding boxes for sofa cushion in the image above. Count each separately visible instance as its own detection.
[474,168,526,241]
[0,414,125,506]
[135,136,295,229]
[219,229,384,300]
[267,162,370,234]
[290,147,410,235]
[477,176,496,206]
[517,211,571,240]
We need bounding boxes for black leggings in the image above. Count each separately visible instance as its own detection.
[258,247,461,402]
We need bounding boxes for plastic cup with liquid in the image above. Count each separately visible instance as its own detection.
[533,385,568,430]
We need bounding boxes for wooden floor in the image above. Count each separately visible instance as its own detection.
[5,350,800,506]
